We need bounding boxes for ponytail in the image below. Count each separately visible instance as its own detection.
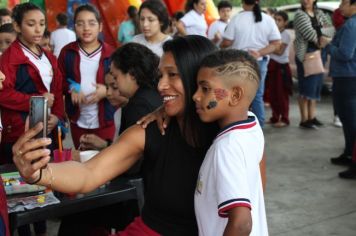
[253,3,262,23]
[243,0,262,23]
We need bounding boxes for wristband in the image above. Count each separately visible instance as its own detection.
[27,168,42,185]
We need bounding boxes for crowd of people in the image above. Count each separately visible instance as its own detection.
[0,0,355,235]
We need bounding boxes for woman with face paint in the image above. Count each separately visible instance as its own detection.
[13,35,218,236]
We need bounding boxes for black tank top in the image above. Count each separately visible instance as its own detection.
[141,119,207,236]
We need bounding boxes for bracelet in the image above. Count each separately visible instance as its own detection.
[27,169,42,185]
[46,165,55,189]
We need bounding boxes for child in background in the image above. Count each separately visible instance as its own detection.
[40,29,51,51]
[0,23,16,54]
[78,73,128,150]
[118,5,139,44]
[0,8,12,25]
[58,4,116,149]
[79,43,161,150]
[0,3,65,235]
[267,11,293,127]
[193,49,267,236]
[208,1,232,47]
[50,13,76,58]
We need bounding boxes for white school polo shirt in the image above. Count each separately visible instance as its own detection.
[77,45,102,129]
[194,113,268,236]
[208,20,228,46]
[180,10,208,37]
[20,42,53,92]
[224,11,280,58]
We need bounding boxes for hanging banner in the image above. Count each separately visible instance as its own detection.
[67,0,89,29]
[92,0,141,47]
[29,0,44,9]
[45,0,67,31]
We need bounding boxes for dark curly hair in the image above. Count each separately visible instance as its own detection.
[111,42,160,89]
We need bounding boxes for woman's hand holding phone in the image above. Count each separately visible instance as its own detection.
[12,122,52,184]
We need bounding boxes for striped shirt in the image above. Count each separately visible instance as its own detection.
[294,9,334,62]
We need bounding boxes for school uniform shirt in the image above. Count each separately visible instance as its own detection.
[208,20,228,46]
[0,39,64,143]
[224,11,281,60]
[270,30,291,64]
[58,41,115,129]
[180,10,208,37]
[132,34,172,57]
[76,45,102,129]
[20,41,53,91]
[195,113,268,236]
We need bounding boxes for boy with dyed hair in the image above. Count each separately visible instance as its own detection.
[193,49,268,236]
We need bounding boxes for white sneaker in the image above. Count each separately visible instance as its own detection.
[333,116,342,127]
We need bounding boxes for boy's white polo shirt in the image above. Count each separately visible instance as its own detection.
[194,113,268,236]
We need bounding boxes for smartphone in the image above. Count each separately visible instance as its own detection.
[29,96,48,139]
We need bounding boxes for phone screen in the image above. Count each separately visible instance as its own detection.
[29,96,48,139]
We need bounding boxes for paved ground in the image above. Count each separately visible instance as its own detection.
[264,94,356,236]
[19,93,356,236]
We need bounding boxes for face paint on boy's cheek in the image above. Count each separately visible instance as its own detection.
[206,100,218,110]
[214,88,228,101]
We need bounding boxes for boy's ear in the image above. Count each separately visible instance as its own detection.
[229,86,243,106]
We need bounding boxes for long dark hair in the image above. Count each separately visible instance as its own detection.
[162,36,218,148]
[243,0,262,23]
[12,2,44,25]
[185,0,200,12]
[74,4,101,23]
[138,0,169,32]
[301,0,318,11]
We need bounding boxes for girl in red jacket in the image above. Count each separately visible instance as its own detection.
[0,3,64,164]
[0,3,64,235]
[58,4,115,148]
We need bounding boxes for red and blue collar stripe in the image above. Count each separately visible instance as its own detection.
[19,40,43,60]
[216,116,257,139]
[78,43,102,58]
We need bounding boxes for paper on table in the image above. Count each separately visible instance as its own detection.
[7,192,60,213]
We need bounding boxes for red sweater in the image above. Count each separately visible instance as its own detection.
[0,39,64,143]
[58,41,115,127]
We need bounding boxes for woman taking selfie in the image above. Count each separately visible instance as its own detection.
[13,35,218,236]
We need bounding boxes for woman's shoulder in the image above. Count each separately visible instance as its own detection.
[294,9,307,18]
[132,34,145,42]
